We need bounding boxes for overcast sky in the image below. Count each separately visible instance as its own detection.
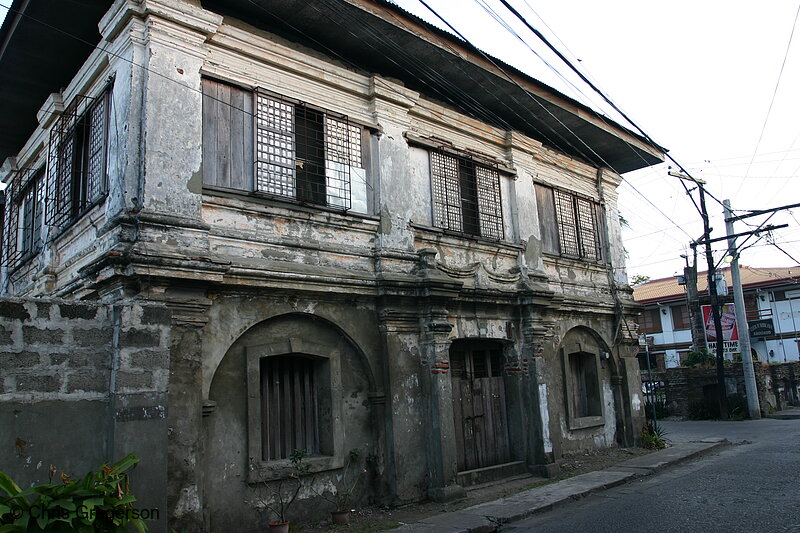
[1,3,798,283]
[390,0,800,282]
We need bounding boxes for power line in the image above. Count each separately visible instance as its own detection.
[737,2,800,198]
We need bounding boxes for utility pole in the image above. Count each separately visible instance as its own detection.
[724,199,761,419]
[697,185,729,419]
[672,171,728,418]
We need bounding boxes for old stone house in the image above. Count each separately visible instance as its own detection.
[0,0,664,530]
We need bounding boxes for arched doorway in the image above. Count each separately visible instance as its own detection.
[449,339,511,471]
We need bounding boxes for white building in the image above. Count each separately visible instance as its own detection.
[634,266,800,369]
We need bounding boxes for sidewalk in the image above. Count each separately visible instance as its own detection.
[393,439,725,533]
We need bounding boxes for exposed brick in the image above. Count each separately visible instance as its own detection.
[74,328,113,347]
[23,326,65,345]
[116,371,153,390]
[58,304,97,320]
[141,306,172,326]
[0,326,12,345]
[129,349,169,368]
[0,301,30,320]
[120,328,161,348]
[17,374,60,392]
[1,351,40,367]
[35,302,51,320]
[66,371,108,393]
[69,350,109,368]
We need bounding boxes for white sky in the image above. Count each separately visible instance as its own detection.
[1,3,799,283]
[390,0,800,282]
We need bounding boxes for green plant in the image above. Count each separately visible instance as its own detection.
[311,448,365,511]
[0,453,148,533]
[252,449,309,524]
[682,349,715,367]
[641,421,666,449]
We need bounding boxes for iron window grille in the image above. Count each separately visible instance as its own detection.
[553,188,604,261]
[46,89,110,230]
[430,151,504,239]
[2,167,45,269]
[254,91,361,210]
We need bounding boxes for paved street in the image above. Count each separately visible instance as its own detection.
[502,418,800,532]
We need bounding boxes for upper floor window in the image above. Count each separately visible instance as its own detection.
[534,183,605,262]
[671,304,691,330]
[202,78,368,212]
[639,308,663,334]
[46,89,110,230]
[2,167,44,270]
[429,151,503,239]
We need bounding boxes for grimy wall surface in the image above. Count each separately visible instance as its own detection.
[0,297,171,532]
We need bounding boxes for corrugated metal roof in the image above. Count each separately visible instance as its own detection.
[633,265,800,303]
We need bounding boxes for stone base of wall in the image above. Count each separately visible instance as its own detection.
[648,361,800,418]
[0,297,171,533]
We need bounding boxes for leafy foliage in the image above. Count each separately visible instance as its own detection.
[641,421,667,449]
[630,274,651,286]
[0,453,148,533]
[252,449,309,524]
[682,349,716,367]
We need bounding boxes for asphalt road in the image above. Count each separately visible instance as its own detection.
[502,418,800,533]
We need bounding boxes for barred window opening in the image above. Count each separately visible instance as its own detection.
[205,79,365,211]
[46,89,110,230]
[260,354,321,461]
[2,167,45,269]
[430,151,503,239]
[536,183,604,262]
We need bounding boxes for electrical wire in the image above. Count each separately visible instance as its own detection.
[737,2,800,198]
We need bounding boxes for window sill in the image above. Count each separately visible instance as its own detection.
[568,415,605,430]
[247,454,344,483]
[541,252,609,267]
[410,222,522,250]
[202,186,378,222]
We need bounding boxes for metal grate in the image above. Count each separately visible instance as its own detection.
[2,167,44,269]
[430,151,503,239]
[431,151,463,232]
[254,92,359,210]
[554,189,579,256]
[46,89,110,229]
[576,197,600,260]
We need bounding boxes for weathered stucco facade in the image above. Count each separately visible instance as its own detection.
[0,0,663,530]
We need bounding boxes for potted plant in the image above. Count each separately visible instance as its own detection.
[252,449,309,532]
[311,448,366,525]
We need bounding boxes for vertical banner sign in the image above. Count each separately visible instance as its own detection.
[701,303,740,354]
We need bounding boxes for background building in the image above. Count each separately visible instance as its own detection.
[634,265,800,368]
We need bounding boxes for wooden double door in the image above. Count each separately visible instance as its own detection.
[450,342,511,471]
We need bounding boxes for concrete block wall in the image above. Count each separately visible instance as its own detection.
[0,297,171,532]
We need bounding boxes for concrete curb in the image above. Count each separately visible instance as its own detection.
[393,440,726,533]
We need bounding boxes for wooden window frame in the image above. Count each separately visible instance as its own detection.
[639,308,663,334]
[670,304,691,331]
[534,183,606,262]
[246,338,344,482]
[429,150,504,240]
[561,344,605,430]
[202,78,369,213]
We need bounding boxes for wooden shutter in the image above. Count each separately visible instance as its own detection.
[534,183,559,254]
[202,79,254,190]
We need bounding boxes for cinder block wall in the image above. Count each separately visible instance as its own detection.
[0,297,171,532]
